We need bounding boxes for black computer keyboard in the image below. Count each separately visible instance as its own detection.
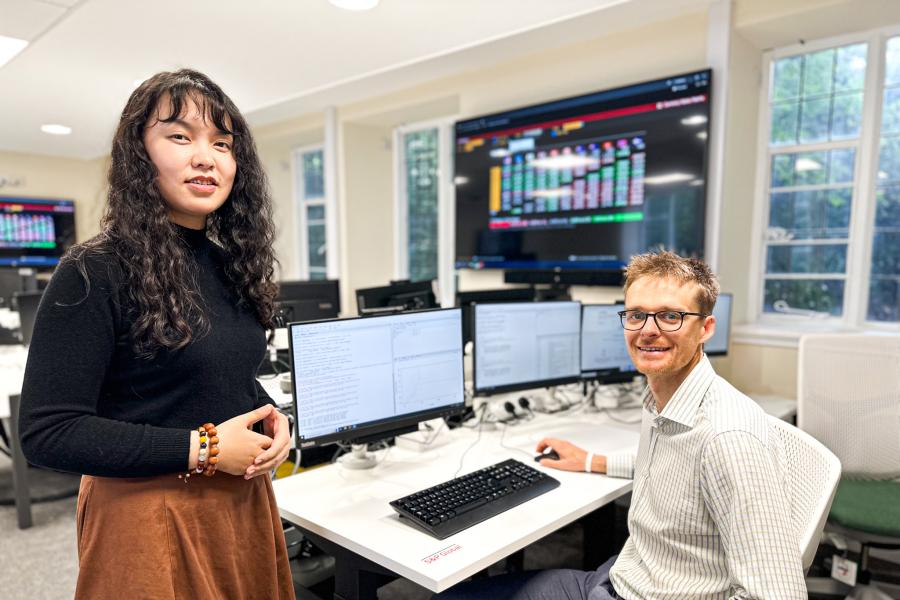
[389,459,561,539]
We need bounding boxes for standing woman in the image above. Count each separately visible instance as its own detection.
[19,70,295,599]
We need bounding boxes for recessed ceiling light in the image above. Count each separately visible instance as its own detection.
[41,124,72,136]
[0,35,28,69]
[329,0,380,10]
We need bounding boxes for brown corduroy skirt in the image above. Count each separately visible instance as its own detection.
[75,472,295,600]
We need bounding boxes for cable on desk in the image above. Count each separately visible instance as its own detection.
[452,404,489,479]
[497,420,538,461]
[395,419,448,448]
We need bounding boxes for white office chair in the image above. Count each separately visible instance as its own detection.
[768,415,842,572]
[798,334,900,599]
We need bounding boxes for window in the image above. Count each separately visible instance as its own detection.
[754,29,900,329]
[293,146,327,280]
[396,125,440,282]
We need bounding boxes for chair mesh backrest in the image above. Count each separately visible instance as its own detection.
[769,415,842,572]
[798,334,900,479]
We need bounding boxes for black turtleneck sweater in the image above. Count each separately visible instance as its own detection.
[19,226,274,477]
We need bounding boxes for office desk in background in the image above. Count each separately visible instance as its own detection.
[1,345,31,529]
[273,408,641,599]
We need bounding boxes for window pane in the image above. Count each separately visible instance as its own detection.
[307,205,325,222]
[868,277,900,321]
[766,244,847,274]
[308,268,327,281]
[834,44,867,92]
[771,154,795,187]
[866,42,900,323]
[772,55,803,101]
[875,184,900,227]
[881,88,900,136]
[770,102,799,145]
[885,36,900,86]
[829,148,856,184]
[307,224,326,269]
[302,151,324,198]
[799,97,831,143]
[403,128,439,282]
[879,136,900,181]
[830,92,863,139]
[768,188,851,240]
[870,232,900,276]
[763,279,844,316]
[802,49,835,97]
[794,151,828,185]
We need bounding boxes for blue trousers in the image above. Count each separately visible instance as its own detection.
[433,555,622,600]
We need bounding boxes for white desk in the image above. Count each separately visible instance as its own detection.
[0,345,31,529]
[273,408,640,599]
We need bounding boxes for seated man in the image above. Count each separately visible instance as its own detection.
[436,251,806,600]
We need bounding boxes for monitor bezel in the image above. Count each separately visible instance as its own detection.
[472,300,583,396]
[288,307,466,449]
[704,292,733,357]
[579,302,639,383]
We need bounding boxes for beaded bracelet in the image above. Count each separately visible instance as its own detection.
[178,422,220,482]
[202,423,220,477]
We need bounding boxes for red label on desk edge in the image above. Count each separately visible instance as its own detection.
[422,544,462,565]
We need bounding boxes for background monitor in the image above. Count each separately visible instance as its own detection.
[581,304,637,384]
[454,69,711,271]
[276,279,341,325]
[474,301,582,395]
[289,308,465,448]
[705,292,733,357]
[355,280,437,314]
[13,290,42,346]
[0,197,76,267]
[456,287,534,345]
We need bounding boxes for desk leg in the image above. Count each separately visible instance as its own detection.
[9,394,33,529]
[301,530,393,600]
[582,503,616,570]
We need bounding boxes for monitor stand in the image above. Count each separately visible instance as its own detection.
[338,444,378,470]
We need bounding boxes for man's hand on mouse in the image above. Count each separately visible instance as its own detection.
[535,437,591,471]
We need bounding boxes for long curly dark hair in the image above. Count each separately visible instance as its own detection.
[67,69,277,357]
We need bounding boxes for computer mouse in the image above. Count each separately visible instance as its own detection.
[534,449,560,462]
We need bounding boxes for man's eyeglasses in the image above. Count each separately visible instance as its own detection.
[617,309,709,332]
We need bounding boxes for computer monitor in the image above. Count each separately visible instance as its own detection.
[289,308,465,456]
[456,287,534,345]
[0,197,76,267]
[580,304,637,384]
[276,279,340,324]
[473,301,582,395]
[705,292,733,357]
[13,290,42,346]
[355,280,438,314]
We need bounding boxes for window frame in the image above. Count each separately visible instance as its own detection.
[291,143,328,280]
[747,25,900,336]
[393,116,457,306]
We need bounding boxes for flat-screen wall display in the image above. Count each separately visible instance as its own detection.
[0,197,76,267]
[454,69,711,271]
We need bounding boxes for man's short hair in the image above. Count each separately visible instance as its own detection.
[623,251,720,315]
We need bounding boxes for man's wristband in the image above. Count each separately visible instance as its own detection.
[585,452,594,473]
